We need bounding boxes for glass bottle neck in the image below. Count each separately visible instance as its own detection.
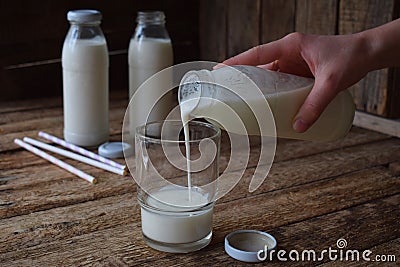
[66,22,105,41]
[69,21,101,27]
[178,70,216,114]
[133,11,170,40]
[137,11,166,25]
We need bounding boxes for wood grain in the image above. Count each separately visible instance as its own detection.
[295,0,338,34]
[0,169,398,266]
[353,110,400,138]
[389,161,400,176]
[1,90,399,265]
[1,133,399,220]
[227,0,261,57]
[261,0,296,43]
[199,0,228,62]
[0,0,200,100]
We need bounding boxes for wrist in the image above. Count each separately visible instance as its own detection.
[355,30,379,73]
[356,19,400,70]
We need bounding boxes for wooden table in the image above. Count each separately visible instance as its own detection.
[1,91,399,266]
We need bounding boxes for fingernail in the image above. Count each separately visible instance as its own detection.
[293,118,309,133]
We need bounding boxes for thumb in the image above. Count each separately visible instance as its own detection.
[293,75,339,133]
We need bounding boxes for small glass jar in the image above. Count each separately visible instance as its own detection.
[62,10,109,147]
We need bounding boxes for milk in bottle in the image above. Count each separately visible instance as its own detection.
[128,11,173,131]
[179,66,355,142]
[62,10,109,147]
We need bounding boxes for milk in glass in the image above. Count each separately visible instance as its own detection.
[135,121,219,253]
[141,187,213,244]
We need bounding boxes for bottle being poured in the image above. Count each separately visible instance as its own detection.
[178,65,355,142]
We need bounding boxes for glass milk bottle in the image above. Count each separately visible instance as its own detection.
[128,11,173,131]
[179,65,355,142]
[62,10,109,147]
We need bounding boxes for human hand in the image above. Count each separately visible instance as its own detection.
[219,32,372,132]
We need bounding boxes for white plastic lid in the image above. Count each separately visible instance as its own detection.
[98,142,132,159]
[67,10,102,23]
[224,230,277,263]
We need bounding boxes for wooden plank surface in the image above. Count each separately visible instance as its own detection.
[353,110,400,138]
[199,0,228,62]
[0,0,200,101]
[295,0,338,34]
[0,169,398,266]
[261,0,296,43]
[227,0,261,57]
[0,93,399,266]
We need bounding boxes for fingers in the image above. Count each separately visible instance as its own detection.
[222,40,282,66]
[215,60,279,71]
[257,60,280,71]
[293,75,339,132]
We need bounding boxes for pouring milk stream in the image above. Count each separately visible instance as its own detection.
[178,65,355,199]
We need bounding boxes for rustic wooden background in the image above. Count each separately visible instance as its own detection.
[1,0,399,118]
[0,0,199,101]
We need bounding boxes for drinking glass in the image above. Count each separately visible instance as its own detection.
[135,120,220,253]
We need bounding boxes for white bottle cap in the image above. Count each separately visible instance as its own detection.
[224,230,277,263]
[98,142,132,159]
[67,10,102,23]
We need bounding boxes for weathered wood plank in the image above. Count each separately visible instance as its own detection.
[1,54,129,101]
[199,0,227,62]
[0,97,62,114]
[0,121,124,153]
[0,169,398,266]
[0,90,127,114]
[2,135,399,221]
[353,110,400,138]
[235,127,390,178]
[0,99,127,129]
[0,193,137,255]
[0,110,125,152]
[273,126,389,162]
[0,127,391,218]
[389,161,400,176]
[227,0,261,57]
[0,1,136,64]
[0,0,200,100]
[0,107,63,125]
[221,137,400,203]
[261,0,295,43]
[295,0,338,34]
[339,0,400,118]
[0,128,395,181]
[207,169,399,266]
[388,65,400,119]
[270,196,400,266]
[0,165,134,219]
